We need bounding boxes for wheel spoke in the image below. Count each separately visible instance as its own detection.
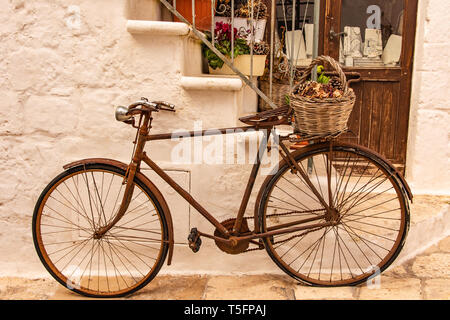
[262,144,408,286]
[34,166,167,297]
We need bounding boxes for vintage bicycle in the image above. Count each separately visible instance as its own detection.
[32,76,412,298]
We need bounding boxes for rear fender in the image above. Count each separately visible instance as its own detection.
[63,158,175,265]
[338,143,413,203]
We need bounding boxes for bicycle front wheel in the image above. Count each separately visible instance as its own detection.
[32,163,169,297]
[259,143,409,286]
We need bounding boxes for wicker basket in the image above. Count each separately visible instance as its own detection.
[290,56,356,138]
[258,79,290,111]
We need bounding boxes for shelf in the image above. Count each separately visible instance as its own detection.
[126,20,190,36]
[180,75,243,91]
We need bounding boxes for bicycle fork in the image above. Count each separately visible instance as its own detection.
[94,113,151,239]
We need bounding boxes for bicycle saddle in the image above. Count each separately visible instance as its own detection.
[238,105,292,126]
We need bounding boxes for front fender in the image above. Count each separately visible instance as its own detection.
[63,158,175,265]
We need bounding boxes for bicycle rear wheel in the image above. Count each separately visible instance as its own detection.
[259,143,409,286]
[32,163,169,297]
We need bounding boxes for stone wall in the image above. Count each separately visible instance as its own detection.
[0,0,272,277]
[406,0,450,195]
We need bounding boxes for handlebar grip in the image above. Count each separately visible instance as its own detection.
[153,101,176,111]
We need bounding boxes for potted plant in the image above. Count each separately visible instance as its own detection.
[203,21,269,76]
[214,0,268,43]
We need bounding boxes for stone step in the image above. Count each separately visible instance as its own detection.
[126,19,259,125]
[390,195,450,267]
[127,20,190,36]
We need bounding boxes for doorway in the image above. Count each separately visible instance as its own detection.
[318,0,418,174]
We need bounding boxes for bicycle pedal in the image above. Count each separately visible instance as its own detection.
[188,228,202,253]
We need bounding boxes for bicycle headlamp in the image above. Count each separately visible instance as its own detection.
[115,105,132,122]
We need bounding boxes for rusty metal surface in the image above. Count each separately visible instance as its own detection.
[214,218,250,255]
[142,152,231,237]
[61,156,175,265]
[146,125,259,141]
[62,99,412,264]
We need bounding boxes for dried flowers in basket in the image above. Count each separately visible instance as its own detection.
[289,56,356,138]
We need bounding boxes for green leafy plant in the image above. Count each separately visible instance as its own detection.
[202,22,250,70]
[316,65,330,84]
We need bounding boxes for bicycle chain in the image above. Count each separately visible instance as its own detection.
[242,208,327,253]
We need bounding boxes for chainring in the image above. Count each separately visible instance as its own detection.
[214,218,250,255]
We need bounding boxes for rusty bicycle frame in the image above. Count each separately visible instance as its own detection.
[38,64,414,295]
[71,70,412,265]
[87,99,340,261]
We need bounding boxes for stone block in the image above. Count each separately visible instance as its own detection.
[294,285,356,300]
[411,253,450,278]
[0,90,23,134]
[128,275,208,300]
[77,89,124,139]
[424,0,450,44]
[419,44,450,72]
[438,236,450,253]
[0,277,57,300]
[7,47,63,92]
[416,71,450,110]
[358,277,422,300]
[423,278,450,300]
[23,95,78,135]
[407,109,450,193]
[203,275,295,300]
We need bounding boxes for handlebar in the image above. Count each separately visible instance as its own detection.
[151,100,176,111]
[128,97,176,113]
[115,97,176,123]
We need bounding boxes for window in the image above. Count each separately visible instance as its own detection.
[339,0,404,68]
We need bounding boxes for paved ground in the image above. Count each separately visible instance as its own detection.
[0,236,448,300]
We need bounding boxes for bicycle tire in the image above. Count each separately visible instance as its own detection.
[258,142,410,286]
[32,163,169,297]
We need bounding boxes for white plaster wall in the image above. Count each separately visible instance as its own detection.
[406,0,450,195]
[0,0,275,277]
